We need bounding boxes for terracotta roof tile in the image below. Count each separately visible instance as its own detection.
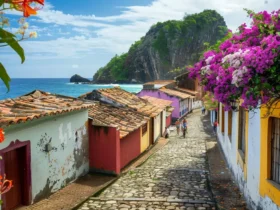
[0,90,93,128]
[174,87,197,96]
[141,96,173,109]
[82,87,162,117]
[88,103,149,139]
[159,88,194,99]
[144,80,175,85]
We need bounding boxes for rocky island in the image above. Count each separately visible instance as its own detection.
[70,74,91,83]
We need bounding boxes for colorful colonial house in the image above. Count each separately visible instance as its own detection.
[0,90,93,209]
[140,96,174,129]
[79,87,163,143]
[87,102,150,175]
[137,87,194,121]
[213,102,280,210]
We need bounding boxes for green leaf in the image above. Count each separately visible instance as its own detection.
[277,32,280,36]
[0,63,11,91]
[0,0,4,7]
[276,86,280,91]
[0,28,25,63]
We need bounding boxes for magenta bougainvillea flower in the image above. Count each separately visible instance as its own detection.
[188,9,280,110]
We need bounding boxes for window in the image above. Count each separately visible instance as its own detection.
[271,117,280,184]
[238,107,246,156]
[228,111,232,140]
[142,123,147,136]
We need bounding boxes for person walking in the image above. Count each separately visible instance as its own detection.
[175,119,180,135]
[182,118,187,138]
[213,119,218,134]
[201,106,205,115]
[165,127,170,138]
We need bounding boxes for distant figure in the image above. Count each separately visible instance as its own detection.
[213,119,218,134]
[175,119,180,135]
[201,106,206,115]
[165,127,170,138]
[182,118,187,138]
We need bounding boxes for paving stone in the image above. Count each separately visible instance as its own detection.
[80,113,217,209]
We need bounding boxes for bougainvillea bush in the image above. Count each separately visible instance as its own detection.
[188,9,280,111]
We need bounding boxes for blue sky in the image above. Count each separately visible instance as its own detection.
[1,0,279,79]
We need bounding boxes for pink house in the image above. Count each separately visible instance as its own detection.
[137,87,193,122]
[87,102,149,175]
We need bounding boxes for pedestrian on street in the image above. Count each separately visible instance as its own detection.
[165,127,170,138]
[201,106,205,115]
[175,119,180,135]
[213,119,218,134]
[182,118,187,138]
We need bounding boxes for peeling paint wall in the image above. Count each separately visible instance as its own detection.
[215,108,280,210]
[2,110,89,204]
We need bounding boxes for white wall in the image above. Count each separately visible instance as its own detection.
[154,113,161,142]
[162,110,167,135]
[193,100,202,109]
[216,107,280,210]
[2,110,89,203]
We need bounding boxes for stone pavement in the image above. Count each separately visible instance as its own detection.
[78,111,216,210]
[17,138,168,210]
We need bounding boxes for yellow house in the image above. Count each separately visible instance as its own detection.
[140,121,150,153]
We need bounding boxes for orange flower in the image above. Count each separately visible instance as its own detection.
[10,0,44,17]
[0,174,13,195]
[0,128,4,143]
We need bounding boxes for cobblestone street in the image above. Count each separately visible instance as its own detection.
[78,110,217,210]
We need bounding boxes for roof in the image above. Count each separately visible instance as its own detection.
[175,72,189,80]
[143,80,176,89]
[159,88,194,99]
[88,103,149,139]
[144,80,175,86]
[141,96,173,109]
[174,87,197,96]
[0,90,94,128]
[84,87,162,117]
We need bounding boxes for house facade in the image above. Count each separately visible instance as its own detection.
[0,90,93,209]
[87,102,149,175]
[137,88,193,121]
[213,102,280,210]
[140,96,174,131]
[79,87,163,143]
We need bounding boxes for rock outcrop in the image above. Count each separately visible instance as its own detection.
[70,74,90,83]
[93,10,227,84]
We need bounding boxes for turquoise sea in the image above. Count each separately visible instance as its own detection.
[0,78,143,100]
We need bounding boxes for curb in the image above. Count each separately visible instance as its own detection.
[72,138,170,210]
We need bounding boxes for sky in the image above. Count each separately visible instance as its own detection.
[1,0,280,79]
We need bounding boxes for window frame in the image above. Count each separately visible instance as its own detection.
[238,107,246,158]
[270,117,280,185]
[142,123,148,136]
[228,110,232,141]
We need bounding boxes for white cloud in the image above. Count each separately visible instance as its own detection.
[72,64,79,69]
[4,0,280,60]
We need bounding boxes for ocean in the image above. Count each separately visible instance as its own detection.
[0,78,143,100]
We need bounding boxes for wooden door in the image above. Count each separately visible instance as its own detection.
[149,118,154,145]
[160,113,163,136]
[3,147,25,210]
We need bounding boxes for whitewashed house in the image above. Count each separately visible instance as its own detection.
[0,90,94,209]
[212,102,280,210]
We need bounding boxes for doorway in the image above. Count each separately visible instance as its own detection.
[1,141,31,210]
